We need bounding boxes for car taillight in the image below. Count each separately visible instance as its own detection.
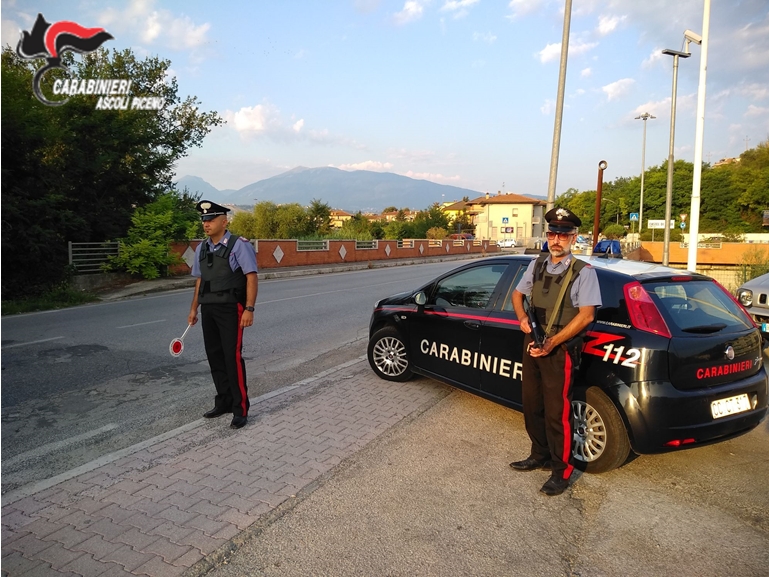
[713,279,758,329]
[623,281,672,338]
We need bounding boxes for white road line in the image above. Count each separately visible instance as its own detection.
[2,423,119,468]
[117,319,167,329]
[1,336,64,349]
[2,356,367,505]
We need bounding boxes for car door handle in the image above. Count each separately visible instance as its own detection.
[464,320,481,330]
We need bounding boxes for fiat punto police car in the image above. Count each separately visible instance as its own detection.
[367,255,768,473]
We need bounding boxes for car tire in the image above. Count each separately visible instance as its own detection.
[368,326,413,382]
[572,386,631,474]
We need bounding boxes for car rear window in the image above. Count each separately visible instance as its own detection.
[647,280,754,334]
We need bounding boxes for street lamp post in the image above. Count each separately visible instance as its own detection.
[661,45,690,266]
[635,113,655,235]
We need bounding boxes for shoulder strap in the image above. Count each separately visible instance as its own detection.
[545,258,575,336]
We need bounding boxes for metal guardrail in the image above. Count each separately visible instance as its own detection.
[68,241,120,274]
[297,240,328,251]
[355,240,377,250]
[398,240,415,249]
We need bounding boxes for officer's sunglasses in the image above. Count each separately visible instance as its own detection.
[546,232,575,241]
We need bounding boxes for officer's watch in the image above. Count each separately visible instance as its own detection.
[245,306,255,312]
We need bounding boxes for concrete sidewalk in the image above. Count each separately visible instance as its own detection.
[1,359,450,576]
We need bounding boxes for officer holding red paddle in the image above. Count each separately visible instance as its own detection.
[188,200,258,429]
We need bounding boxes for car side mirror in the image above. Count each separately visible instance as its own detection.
[414,291,427,306]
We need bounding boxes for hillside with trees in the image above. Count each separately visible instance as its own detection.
[556,141,769,238]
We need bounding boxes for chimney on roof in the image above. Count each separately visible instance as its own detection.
[485,192,490,199]
[497,191,501,196]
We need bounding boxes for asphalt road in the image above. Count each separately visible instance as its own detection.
[0,261,462,494]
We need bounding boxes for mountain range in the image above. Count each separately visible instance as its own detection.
[175,167,487,212]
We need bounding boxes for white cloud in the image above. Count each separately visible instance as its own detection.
[737,83,769,101]
[745,105,769,117]
[98,0,210,51]
[226,104,276,133]
[538,39,598,63]
[473,31,497,44]
[293,119,305,132]
[441,0,479,19]
[596,14,626,36]
[404,170,461,183]
[602,78,635,101]
[581,67,592,77]
[541,99,554,115]
[336,161,394,171]
[506,0,543,20]
[641,48,665,69]
[394,0,427,25]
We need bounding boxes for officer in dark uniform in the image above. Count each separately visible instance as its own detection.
[510,207,601,495]
[188,200,258,429]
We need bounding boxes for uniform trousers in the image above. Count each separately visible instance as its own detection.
[201,302,250,417]
[521,335,582,480]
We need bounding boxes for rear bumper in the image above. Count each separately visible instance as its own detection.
[611,370,769,454]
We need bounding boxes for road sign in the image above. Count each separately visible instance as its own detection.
[502,217,509,224]
[629,213,639,222]
[680,222,686,229]
[648,219,675,229]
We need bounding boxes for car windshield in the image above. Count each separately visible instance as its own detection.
[647,280,754,334]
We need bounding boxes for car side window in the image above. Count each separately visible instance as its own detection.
[501,265,527,312]
[431,265,508,309]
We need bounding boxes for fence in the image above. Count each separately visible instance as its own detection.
[68,241,120,274]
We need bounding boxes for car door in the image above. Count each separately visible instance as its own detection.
[478,263,528,406]
[409,262,510,391]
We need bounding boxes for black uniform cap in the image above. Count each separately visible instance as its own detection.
[196,200,230,221]
[545,207,581,234]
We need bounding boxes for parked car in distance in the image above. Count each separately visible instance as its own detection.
[574,235,590,252]
[736,271,769,325]
[368,255,768,474]
[498,238,516,248]
[449,233,475,240]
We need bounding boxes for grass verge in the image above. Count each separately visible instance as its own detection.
[2,286,99,315]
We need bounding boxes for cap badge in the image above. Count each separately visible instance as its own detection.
[556,208,569,219]
[200,202,211,210]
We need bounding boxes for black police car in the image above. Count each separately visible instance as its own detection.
[367,255,768,473]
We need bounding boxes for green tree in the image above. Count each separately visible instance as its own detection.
[1,47,222,295]
[338,212,373,239]
[307,199,332,235]
[104,191,198,279]
[411,204,450,238]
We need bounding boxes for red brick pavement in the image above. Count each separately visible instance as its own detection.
[1,360,447,576]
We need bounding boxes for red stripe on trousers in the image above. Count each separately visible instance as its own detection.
[560,352,574,479]
[236,303,247,416]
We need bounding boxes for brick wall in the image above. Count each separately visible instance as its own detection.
[169,238,499,275]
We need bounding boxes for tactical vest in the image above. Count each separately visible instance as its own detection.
[531,254,588,337]
[197,235,247,304]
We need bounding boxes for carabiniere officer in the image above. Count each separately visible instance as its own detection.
[511,207,601,495]
[188,200,258,429]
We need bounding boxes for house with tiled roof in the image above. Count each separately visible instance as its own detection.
[466,192,547,244]
[330,209,353,229]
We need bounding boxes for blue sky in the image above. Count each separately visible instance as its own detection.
[3,0,768,202]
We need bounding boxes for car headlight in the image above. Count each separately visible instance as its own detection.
[738,289,753,307]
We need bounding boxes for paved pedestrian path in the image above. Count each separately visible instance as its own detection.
[1,359,449,577]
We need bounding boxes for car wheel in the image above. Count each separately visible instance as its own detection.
[572,386,631,474]
[368,326,413,382]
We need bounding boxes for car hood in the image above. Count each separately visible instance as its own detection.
[739,272,769,291]
[377,290,416,306]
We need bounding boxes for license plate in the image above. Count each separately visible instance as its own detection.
[711,394,751,419]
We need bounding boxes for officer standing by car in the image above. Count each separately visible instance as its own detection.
[188,200,258,429]
[510,207,601,496]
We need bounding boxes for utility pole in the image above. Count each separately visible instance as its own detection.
[635,113,655,234]
[745,135,750,151]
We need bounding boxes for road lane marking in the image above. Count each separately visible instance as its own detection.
[1,336,64,349]
[117,319,167,329]
[2,424,119,468]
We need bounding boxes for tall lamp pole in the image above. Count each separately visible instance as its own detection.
[687,3,710,273]
[545,0,573,211]
[661,46,690,266]
[635,113,655,235]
